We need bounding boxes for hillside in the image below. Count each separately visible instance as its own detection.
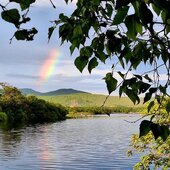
[20,88,90,96]
[20,88,145,108]
[42,88,90,96]
[38,93,145,108]
[20,88,43,96]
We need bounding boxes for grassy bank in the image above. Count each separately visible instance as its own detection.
[38,93,146,118]
[66,106,145,118]
[38,93,145,107]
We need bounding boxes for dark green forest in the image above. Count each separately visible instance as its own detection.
[0,83,68,124]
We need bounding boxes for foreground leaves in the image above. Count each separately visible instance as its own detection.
[140,120,170,141]
[1,9,20,28]
[104,73,118,95]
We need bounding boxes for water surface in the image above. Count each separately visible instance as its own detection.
[0,114,142,170]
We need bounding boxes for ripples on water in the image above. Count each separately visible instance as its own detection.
[0,114,142,170]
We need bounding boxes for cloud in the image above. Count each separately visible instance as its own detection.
[50,73,101,83]
[6,74,39,80]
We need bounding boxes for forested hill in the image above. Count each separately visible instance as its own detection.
[19,88,42,96]
[20,88,90,96]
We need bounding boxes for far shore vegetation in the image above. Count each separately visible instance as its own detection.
[37,93,146,118]
[0,83,68,126]
[0,83,147,125]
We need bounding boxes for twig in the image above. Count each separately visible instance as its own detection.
[49,0,56,8]
[9,33,15,44]
[124,114,153,123]
[141,63,164,76]
[101,94,110,107]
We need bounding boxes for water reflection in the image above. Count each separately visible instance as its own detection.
[0,114,141,170]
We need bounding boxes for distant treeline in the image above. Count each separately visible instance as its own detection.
[38,93,145,108]
[0,83,68,124]
[67,106,144,118]
[0,83,146,125]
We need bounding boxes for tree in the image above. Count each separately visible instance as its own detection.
[0,83,68,123]
[1,0,170,168]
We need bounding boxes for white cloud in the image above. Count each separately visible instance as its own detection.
[79,78,103,84]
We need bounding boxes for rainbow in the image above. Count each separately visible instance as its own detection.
[38,49,61,85]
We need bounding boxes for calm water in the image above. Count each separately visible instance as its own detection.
[0,114,142,170]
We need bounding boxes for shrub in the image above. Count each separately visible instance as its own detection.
[0,112,7,122]
[26,96,68,123]
[0,84,68,125]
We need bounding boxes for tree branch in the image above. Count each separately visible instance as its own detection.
[124,114,152,123]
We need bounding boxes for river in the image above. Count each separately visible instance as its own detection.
[0,114,142,170]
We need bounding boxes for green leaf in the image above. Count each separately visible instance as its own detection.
[124,88,140,104]
[113,6,129,25]
[19,17,31,25]
[149,123,170,141]
[162,50,169,63]
[65,0,69,4]
[152,3,161,16]
[74,55,89,72]
[92,0,100,6]
[73,25,83,38]
[147,101,154,113]
[70,43,77,55]
[139,2,153,25]
[159,85,166,94]
[139,82,151,94]
[160,125,170,141]
[161,11,167,23]
[125,14,137,40]
[18,0,36,9]
[14,28,38,41]
[166,25,170,34]
[136,22,142,35]
[143,92,152,104]
[134,74,142,80]
[149,87,157,94]
[95,51,107,63]
[1,9,20,28]
[59,13,68,21]
[48,26,55,42]
[118,71,125,79]
[165,100,170,113]
[119,85,125,97]
[139,120,151,137]
[144,74,153,82]
[104,73,118,94]
[156,95,161,104]
[106,3,113,17]
[150,123,161,140]
[88,57,98,73]
[9,0,36,10]
[15,30,27,40]
[115,0,131,9]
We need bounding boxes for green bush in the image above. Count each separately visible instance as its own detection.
[0,112,7,122]
[26,96,68,123]
[0,84,68,125]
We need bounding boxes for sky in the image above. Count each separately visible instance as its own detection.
[0,0,169,95]
[0,0,113,94]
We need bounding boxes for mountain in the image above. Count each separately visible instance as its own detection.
[20,88,90,96]
[43,88,90,96]
[20,88,43,96]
